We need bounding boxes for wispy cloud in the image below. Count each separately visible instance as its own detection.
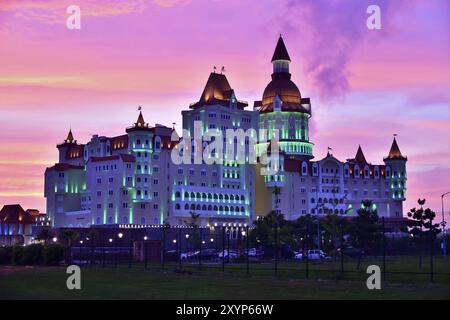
[281,0,415,100]
[0,0,148,24]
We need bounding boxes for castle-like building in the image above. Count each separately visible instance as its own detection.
[44,37,407,228]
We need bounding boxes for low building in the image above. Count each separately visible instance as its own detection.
[0,204,36,245]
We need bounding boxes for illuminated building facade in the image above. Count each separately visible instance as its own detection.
[44,37,407,227]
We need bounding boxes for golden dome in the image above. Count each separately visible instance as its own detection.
[262,73,301,107]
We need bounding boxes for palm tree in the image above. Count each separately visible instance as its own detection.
[60,229,79,264]
[86,230,98,265]
[36,228,53,245]
[272,186,281,212]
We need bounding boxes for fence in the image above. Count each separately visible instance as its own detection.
[69,222,450,284]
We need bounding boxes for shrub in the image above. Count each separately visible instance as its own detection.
[0,246,12,264]
[22,244,44,265]
[44,244,66,265]
[12,245,25,265]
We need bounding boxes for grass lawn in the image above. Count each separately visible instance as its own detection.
[1,257,450,300]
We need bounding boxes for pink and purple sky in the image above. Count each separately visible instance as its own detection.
[0,0,449,219]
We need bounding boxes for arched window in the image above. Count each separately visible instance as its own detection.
[175,191,181,198]
[108,216,113,224]
[219,206,223,211]
[208,193,212,199]
[344,164,349,177]
[230,195,234,201]
[386,166,391,179]
[122,216,128,224]
[230,206,234,212]
[214,194,218,200]
[190,204,195,210]
[208,205,212,211]
[240,195,245,201]
[96,217,101,225]
[224,206,229,212]
[184,191,189,198]
[311,198,315,204]
[154,136,162,151]
[354,165,360,178]
[219,194,223,200]
[202,205,207,210]
[235,206,240,212]
[196,204,201,210]
[364,165,370,178]
[241,206,245,212]
[175,204,181,210]
[191,192,195,199]
[301,162,308,176]
[202,193,207,199]
[374,166,380,179]
[140,217,146,225]
[224,194,229,200]
[214,205,218,211]
[196,192,201,199]
[184,204,189,210]
[313,163,318,176]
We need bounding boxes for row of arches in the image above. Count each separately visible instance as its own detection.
[175,191,245,201]
[175,203,246,213]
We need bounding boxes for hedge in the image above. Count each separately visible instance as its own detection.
[0,244,66,266]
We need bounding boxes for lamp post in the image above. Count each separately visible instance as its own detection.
[143,236,148,269]
[441,192,450,257]
[117,232,123,267]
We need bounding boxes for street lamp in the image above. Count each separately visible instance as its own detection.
[52,237,57,243]
[441,192,450,257]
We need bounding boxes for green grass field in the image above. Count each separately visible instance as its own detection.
[1,257,449,299]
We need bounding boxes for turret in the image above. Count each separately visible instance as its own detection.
[57,129,77,163]
[384,137,407,201]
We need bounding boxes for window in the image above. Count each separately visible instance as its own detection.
[155,136,162,150]
[153,204,159,209]
[302,162,307,175]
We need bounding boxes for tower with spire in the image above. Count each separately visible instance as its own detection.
[255,36,314,192]
[384,137,407,202]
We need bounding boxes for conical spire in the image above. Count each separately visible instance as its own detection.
[355,145,367,164]
[271,35,291,62]
[66,129,74,143]
[387,137,406,160]
[136,111,145,126]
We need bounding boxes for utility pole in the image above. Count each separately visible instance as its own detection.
[441,192,450,257]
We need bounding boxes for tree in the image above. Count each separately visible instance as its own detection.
[36,228,53,245]
[272,186,281,212]
[250,211,292,257]
[59,229,79,264]
[349,200,380,269]
[407,198,441,268]
[320,214,350,258]
[184,211,201,250]
[86,230,98,265]
[292,214,317,254]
